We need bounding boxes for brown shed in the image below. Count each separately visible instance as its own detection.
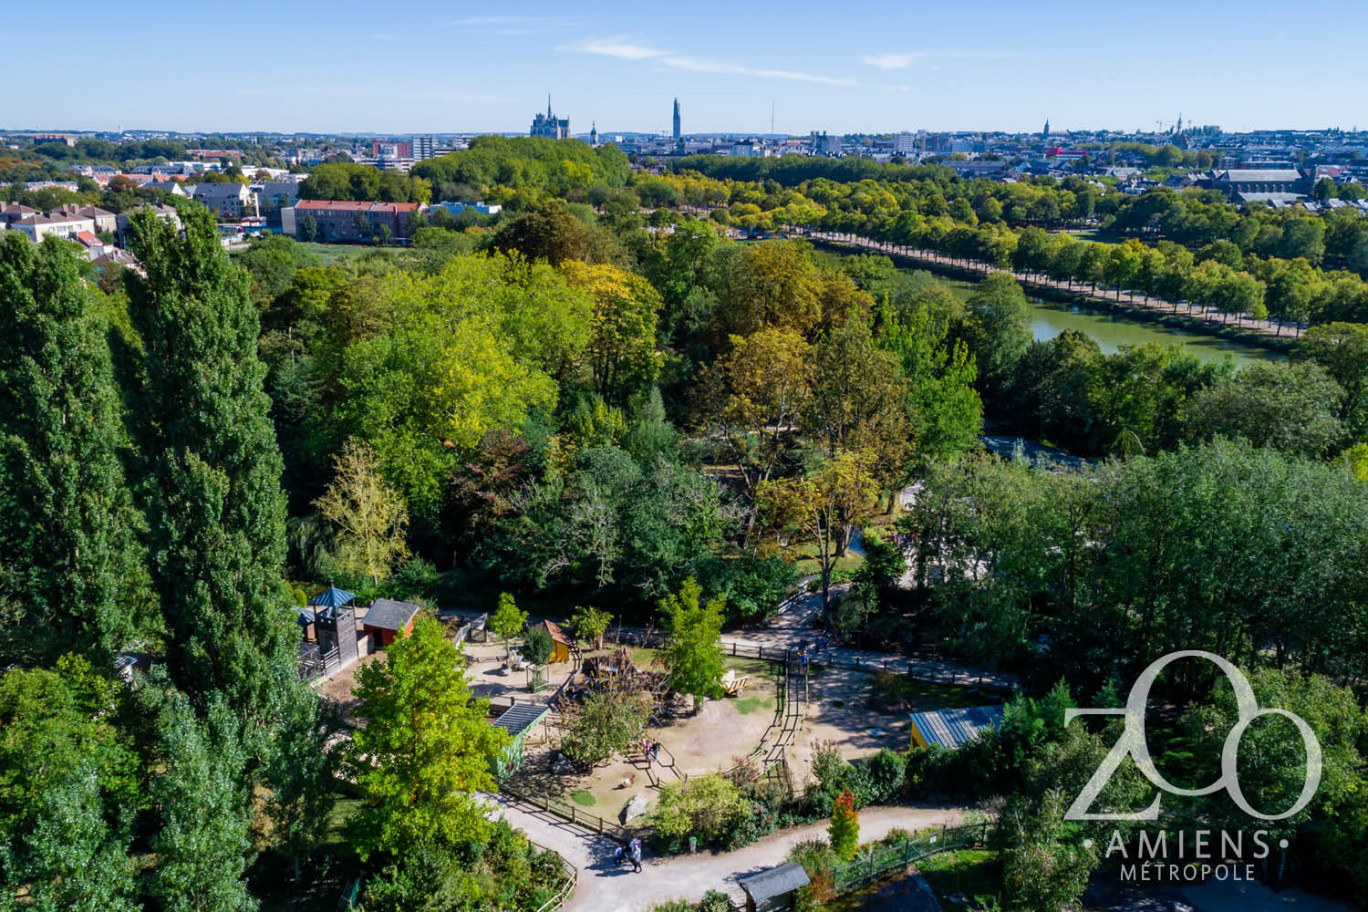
[362,598,422,649]
[533,619,572,664]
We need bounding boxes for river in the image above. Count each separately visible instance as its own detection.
[931,274,1281,368]
[1026,298,1280,367]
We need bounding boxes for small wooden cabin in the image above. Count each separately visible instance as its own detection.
[532,619,572,664]
[362,598,421,649]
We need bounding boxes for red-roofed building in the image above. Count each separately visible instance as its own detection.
[282,199,426,244]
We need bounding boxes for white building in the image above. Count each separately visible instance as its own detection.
[10,212,97,242]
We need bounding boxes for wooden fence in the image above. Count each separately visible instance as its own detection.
[831,821,993,893]
[500,783,632,844]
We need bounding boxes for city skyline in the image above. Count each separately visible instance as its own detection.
[8,0,1368,135]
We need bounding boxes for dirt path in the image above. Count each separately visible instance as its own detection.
[484,793,963,912]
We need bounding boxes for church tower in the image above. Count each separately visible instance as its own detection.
[590,122,598,147]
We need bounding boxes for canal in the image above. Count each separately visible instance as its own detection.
[933,274,1281,368]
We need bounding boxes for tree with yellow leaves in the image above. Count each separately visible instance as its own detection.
[314,439,409,586]
[560,260,663,404]
[759,450,879,608]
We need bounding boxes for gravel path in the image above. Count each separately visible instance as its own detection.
[484,793,963,912]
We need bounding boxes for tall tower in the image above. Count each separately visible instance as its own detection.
[1043,118,1051,138]
[590,122,599,148]
[672,98,681,142]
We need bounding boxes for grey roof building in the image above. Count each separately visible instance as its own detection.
[738,863,811,912]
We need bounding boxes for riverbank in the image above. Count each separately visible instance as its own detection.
[806,234,1297,355]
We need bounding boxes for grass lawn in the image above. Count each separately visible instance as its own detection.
[916,848,1001,906]
[293,241,400,263]
[570,790,596,806]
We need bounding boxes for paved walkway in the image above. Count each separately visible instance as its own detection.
[484,792,963,912]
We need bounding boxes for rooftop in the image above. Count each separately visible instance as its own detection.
[363,598,422,631]
[738,863,811,902]
[491,703,550,738]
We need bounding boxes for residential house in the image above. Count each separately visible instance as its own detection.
[146,181,191,197]
[73,231,112,259]
[49,204,117,234]
[253,181,302,212]
[10,212,97,242]
[193,182,254,218]
[0,202,37,226]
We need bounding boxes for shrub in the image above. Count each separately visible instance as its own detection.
[788,839,839,912]
[829,789,860,861]
[697,890,732,912]
[860,748,907,805]
[654,774,747,851]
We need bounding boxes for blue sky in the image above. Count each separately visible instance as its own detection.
[9,1,1368,135]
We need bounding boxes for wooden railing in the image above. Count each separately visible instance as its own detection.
[500,782,632,844]
[831,821,992,893]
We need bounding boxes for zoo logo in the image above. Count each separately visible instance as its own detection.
[1064,650,1322,822]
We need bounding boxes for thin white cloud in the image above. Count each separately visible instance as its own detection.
[862,51,1018,69]
[577,37,669,60]
[373,32,396,41]
[568,37,853,86]
[446,15,566,34]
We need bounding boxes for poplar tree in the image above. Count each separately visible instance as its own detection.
[0,233,142,664]
[126,206,296,727]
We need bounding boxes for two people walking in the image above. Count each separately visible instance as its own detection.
[613,838,644,873]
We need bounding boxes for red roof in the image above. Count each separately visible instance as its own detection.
[295,199,423,214]
[75,231,102,246]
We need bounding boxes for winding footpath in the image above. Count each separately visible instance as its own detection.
[485,792,963,912]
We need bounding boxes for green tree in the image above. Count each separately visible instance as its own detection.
[877,299,983,468]
[522,625,554,666]
[348,617,509,860]
[561,260,663,404]
[1001,787,1097,912]
[9,764,139,912]
[654,774,747,846]
[125,205,299,731]
[569,605,612,650]
[556,676,654,767]
[0,655,138,851]
[828,789,860,861]
[149,690,256,912]
[660,577,726,709]
[491,592,528,658]
[759,451,880,608]
[1185,361,1345,457]
[1296,321,1368,442]
[0,233,143,665]
[313,439,410,586]
[962,274,1032,396]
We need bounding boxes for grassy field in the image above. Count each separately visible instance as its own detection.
[293,241,401,264]
[916,847,1001,906]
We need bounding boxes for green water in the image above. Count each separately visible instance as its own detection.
[932,275,1280,368]
[1026,298,1280,367]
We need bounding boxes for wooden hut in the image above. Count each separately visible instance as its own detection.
[490,702,550,780]
[738,863,810,912]
[362,598,421,650]
[532,619,572,664]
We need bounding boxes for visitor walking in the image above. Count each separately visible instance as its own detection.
[629,838,643,873]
